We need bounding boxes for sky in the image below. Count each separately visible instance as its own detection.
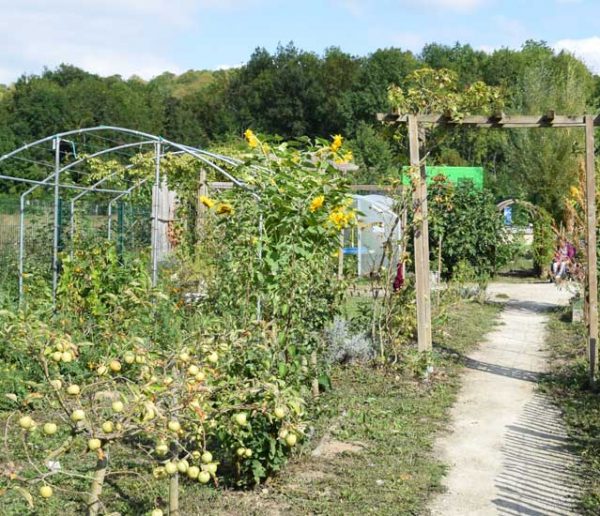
[0,0,599,84]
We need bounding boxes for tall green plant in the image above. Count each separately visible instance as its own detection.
[428,176,507,279]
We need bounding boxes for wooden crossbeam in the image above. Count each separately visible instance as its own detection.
[376,113,600,128]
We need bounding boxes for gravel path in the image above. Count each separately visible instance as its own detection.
[428,282,582,516]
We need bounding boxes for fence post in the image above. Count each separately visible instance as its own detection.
[18,195,26,305]
[117,201,125,262]
[52,137,61,307]
[585,114,598,386]
[151,140,162,287]
[408,115,432,353]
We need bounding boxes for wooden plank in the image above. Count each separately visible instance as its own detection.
[585,114,598,386]
[350,184,403,192]
[209,182,404,192]
[377,113,592,128]
[408,115,432,352]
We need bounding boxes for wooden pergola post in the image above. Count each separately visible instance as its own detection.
[408,115,433,352]
[585,114,598,385]
[378,112,599,381]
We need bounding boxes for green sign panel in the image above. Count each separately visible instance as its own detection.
[402,166,484,190]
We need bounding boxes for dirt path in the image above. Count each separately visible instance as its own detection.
[428,282,582,516]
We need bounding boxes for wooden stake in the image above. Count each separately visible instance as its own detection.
[169,472,180,515]
[196,168,208,236]
[338,230,344,280]
[311,351,320,397]
[585,114,598,386]
[408,115,432,352]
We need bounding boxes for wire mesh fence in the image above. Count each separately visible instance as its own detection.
[0,198,151,305]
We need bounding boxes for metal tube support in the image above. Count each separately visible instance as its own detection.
[256,213,263,321]
[18,194,26,305]
[107,203,113,240]
[151,140,162,287]
[117,201,124,261]
[69,200,75,258]
[52,137,61,308]
[357,220,362,277]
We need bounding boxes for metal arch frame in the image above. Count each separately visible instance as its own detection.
[1,125,263,310]
[67,140,157,256]
[17,140,154,303]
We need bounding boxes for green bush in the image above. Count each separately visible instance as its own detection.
[428,176,508,279]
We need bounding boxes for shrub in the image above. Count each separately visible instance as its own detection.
[324,317,375,364]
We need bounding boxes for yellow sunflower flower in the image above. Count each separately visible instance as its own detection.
[216,202,234,216]
[569,185,580,199]
[335,150,354,165]
[309,195,325,213]
[244,129,259,148]
[328,208,347,230]
[199,195,215,209]
[330,134,343,153]
[327,206,357,230]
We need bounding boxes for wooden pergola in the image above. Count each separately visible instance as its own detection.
[377,112,599,383]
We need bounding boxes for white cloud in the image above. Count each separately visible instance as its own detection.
[401,0,487,11]
[478,44,498,54]
[554,37,600,74]
[389,32,426,52]
[0,0,250,83]
[334,0,487,15]
[216,63,244,71]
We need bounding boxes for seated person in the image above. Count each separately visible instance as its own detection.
[552,239,575,280]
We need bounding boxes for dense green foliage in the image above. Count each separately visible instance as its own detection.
[428,176,507,278]
[1,41,597,228]
[0,136,357,514]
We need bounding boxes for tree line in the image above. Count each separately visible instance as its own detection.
[1,40,598,223]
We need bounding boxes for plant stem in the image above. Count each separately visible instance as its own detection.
[310,351,319,397]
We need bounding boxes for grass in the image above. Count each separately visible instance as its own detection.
[0,299,501,515]
[539,307,600,515]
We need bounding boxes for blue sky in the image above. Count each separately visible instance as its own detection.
[0,0,599,84]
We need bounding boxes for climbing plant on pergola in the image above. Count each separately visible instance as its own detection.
[378,112,599,384]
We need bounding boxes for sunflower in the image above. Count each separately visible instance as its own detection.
[199,195,215,209]
[309,195,325,213]
[216,202,234,216]
[330,134,343,152]
[244,129,259,148]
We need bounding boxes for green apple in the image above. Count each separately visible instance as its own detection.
[39,485,53,498]
[19,416,34,430]
[43,422,58,435]
[88,438,102,450]
[111,400,124,412]
[233,413,247,426]
[70,409,85,422]
[66,384,80,395]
